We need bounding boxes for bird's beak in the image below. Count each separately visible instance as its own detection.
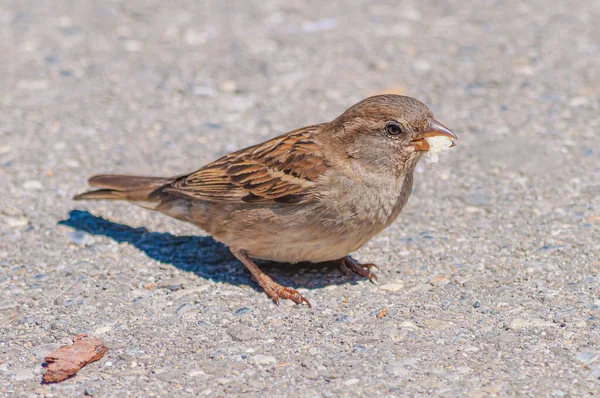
[411,119,458,151]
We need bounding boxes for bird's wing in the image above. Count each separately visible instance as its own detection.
[163,125,330,204]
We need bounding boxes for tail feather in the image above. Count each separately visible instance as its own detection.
[74,174,173,204]
[73,189,128,201]
[87,175,168,190]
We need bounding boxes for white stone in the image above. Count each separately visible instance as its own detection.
[509,318,555,329]
[252,355,276,365]
[22,180,43,190]
[94,325,113,335]
[379,282,405,292]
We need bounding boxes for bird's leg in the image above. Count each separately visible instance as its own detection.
[338,256,378,282]
[232,250,311,307]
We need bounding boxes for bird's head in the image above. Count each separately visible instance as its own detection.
[327,94,457,177]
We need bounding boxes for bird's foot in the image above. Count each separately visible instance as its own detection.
[338,256,378,283]
[233,251,311,307]
[262,282,311,307]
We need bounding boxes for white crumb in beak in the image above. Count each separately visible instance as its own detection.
[424,136,453,164]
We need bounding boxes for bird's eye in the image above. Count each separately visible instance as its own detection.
[385,122,402,136]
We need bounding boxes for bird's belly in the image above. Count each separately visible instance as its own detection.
[242,229,374,263]
[169,172,414,264]
[213,203,390,263]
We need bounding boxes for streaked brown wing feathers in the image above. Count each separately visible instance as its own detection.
[164,125,328,204]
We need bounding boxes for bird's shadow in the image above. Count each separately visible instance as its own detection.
[60,210,358,292]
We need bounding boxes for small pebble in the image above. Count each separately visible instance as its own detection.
[219,81,237,93]
[176,303,195,316]
[234,307,251,316]
[94,325,113,335]
[189,369,205,377]
[429,276,449,286]
[509,318,555,329]
[22,180,43,190]
[576,351,598,365]
[303,369,318,379]
[384,361,408,377]
[1,207,23,216]
[379,282,405,292]
[169,285,211,299]
[422,320,452,330]
[157,277,187,291]
[229,326,260,342]
[336,314,352,323]
[155,370,185,382]
[399,321,418,330]
[3,216,28,228]
[409,283,433,293]
[252,355,276,365]
[65,159,80,168]
[67,230,95,246]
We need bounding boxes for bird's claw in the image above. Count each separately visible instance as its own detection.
[339,257,379,283]
[269,285,311,307]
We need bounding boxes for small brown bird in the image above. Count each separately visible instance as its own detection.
[75,95,456,307]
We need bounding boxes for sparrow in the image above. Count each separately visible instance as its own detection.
[74,94,457,307]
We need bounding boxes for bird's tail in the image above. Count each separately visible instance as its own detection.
[73,175,173,207]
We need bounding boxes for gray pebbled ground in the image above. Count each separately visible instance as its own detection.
[1,0,599,396]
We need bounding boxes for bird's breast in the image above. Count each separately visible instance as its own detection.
[314,170,414,235]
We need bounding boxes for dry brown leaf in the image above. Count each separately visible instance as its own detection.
[42,334,108,383]
[377,307,388,319]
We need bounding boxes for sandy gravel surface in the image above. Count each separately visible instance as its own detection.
[1,0,599,396]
